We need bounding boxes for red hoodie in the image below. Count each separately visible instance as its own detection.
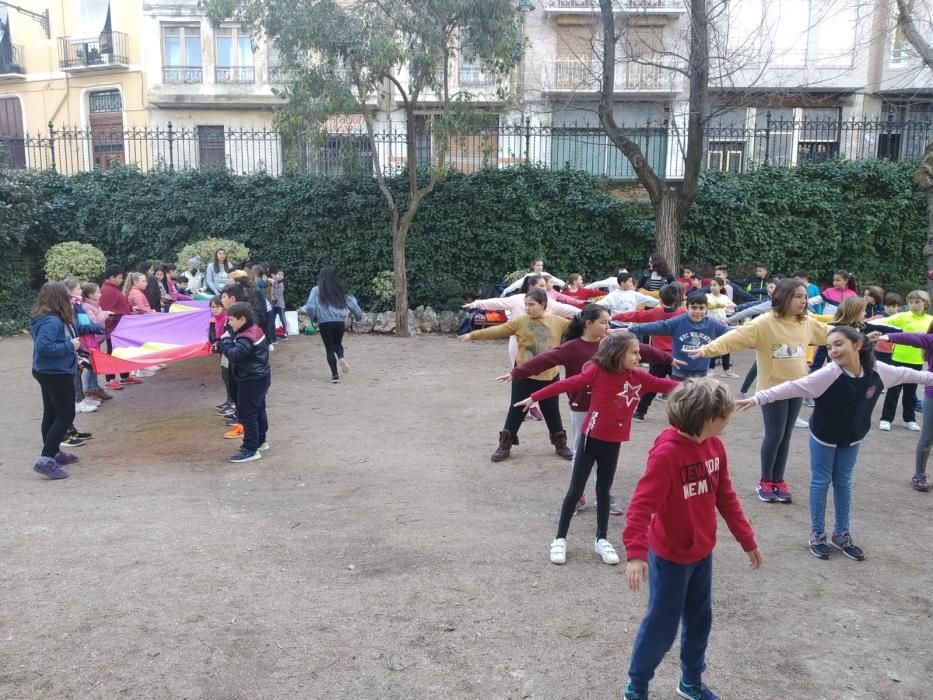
[622,427,757,564]
[613,305,684,353]
[530,362,677,442]
[99,280,132,336]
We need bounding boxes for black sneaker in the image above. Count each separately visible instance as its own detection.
[61,435,88,448]
[624,682,649,700]
[215,401,230,410]
[69,429,93,440]
[912,473,930,492]
[809,531,831,560]
[632,413,645,423]
[831,532,865,561]
[229,449,262,463]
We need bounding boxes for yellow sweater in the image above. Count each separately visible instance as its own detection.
[699,312,829,390]
[470,315,570,380]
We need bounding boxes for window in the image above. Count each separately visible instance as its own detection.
[162,25,201,83]
[0,96,25,168]
[198,126,225,168]
[753,108,794,166]
[707,142,745,172]
[215,27,254,83]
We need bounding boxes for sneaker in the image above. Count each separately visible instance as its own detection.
[803,397,815,408]
[624,682,649,700]
[33,456,68,480]
[549,538,567,565]
[632,413,645,423]
[912,473,930,492]
[86,388,112,401]
[60,435,88,448]
[831,532,865,561]
[75,400,98,413]
[338,357,350,375]
[756,480,777,502]
[258,442,270,451]
[772,481,793,503]
[133,369,156,378]
[221,408,237,418]
[794,417,809,428]
[905,421,922,432]
[529,406,544,421]
[224,424,244,439]
[676,678,720,700]
[609,498,623,516]
[83,397,102,407]
[55,451,79,466]
[215,401,230,410]
[574,495,587,514]
[104,380,124,390]
[719,370,740,379]
[268,343,275,353]
[120,376,143,385]
[68,429,93,440]
[331,377,340,384]
[594,538,620,565]
[228,449,262,463]
[879,420,892,431]
[809,531,831,560]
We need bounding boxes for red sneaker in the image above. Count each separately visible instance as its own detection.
[756,480,778,503]
[104,380,124,390]
[120,376,143,385]
[772,481,793,503]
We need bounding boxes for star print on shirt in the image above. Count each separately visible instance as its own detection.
[617,381,642,407]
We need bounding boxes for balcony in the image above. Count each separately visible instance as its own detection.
[458,64,497,87]
[58,32,129,73]
[215,66,255,83]
[0,45,26,82]
[162,65,203,84]
[544,0,686,14]
[543,57,684,92]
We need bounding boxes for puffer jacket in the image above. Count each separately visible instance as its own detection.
[217,321,270,381]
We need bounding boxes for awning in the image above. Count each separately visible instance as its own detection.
[70,0,110,43]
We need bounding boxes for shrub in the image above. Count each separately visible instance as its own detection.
[43,241,107,282]
[176,238,250,271]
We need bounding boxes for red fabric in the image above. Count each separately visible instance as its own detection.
[613,306,685,353]
[99,281,131,336]
[90,342,211,375]
[530,362,677,442]
[561,287,605,301]
[546,289,585,308]
[622,427,757,563]
[868,315,894,354]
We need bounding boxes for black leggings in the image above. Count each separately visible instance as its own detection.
[504,377,563,436]
[740,362,758,394]
[318,321,347,378]
[557,436,621,540]
[710,353,731,371]
[881,359,922,423]
[33,371,76,458]
[102,338,129,382]
[636,363,671,416]
[760,397,802,482]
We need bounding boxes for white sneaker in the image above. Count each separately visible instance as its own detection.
[133,369,156,378]
[550,538,567,565]
[268,343,275,352]
[83,397,101,407]
[794,417,809,428]
[75,400,98,413]
[905,421,922,432]
[338,357,350,374]
[594,539,620,565]
[879,420,892,432]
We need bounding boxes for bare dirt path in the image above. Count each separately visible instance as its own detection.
[1,334,930,699]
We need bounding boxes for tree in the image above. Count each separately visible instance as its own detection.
[203,0,522,335]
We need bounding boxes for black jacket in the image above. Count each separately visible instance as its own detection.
[218,321,270,381]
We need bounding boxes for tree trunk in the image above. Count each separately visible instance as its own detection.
[656,190,682,271]
[392,220,411,337]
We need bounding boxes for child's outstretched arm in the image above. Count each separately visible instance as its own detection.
[737,364,841,408]
[515,362,596,411]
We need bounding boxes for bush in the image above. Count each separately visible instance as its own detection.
[43,241,107,282]
[176,238,250,271]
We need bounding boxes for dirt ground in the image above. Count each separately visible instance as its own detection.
[1,333,931,699]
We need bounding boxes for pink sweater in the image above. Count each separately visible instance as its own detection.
[127,287,153,313]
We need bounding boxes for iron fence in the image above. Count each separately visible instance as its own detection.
[1,115,932,180]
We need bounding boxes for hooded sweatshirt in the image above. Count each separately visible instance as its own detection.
[31,315,78,375]
[613,305,684,353]
[628,314,731,377]
[100,280,132,336]
[622,427,757,564]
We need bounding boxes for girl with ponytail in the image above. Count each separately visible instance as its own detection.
[737,326,933,562]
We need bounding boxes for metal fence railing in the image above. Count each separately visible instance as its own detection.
[1,116,931,180]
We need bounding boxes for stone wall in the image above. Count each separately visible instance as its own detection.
[297,306,468,335]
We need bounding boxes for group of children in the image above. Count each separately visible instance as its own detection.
[463,255,933,700]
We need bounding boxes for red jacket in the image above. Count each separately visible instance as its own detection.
[613,305,684,353]
[622,427,757,564]
[561,287,605,302]
[531,363,677,442]
[513,339,673,412]
[99,280,132,336]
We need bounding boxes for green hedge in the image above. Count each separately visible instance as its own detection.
[0,159,927,333]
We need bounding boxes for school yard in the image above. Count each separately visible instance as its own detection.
[0,333,930,699]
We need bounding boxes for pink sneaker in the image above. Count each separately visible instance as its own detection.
[756,480,778,503]
[772,481,793,503]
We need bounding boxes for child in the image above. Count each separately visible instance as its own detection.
[64,278,106,413]
[878,290,933,432]
[176,274,190,297]
[272,268,288,339]
[739,326,933,559]
[595,272,660,316]
[705,277,738,378]
[78,282,113,402]
[124,272,155,314]
[863,286,885,318]
[614,283,685,421]
[219,284,250,439]
[217,302,271,463]
[208,295,236,418]
[625,289,731,384]
[460,288,571,462]
[809,269,858,316]
[871,292,902,366]
[560,274,605,302]
[622,378,763,700]
[162,263,192,304]
[302,265,365,383]
[745,263,769,301]
[517,332,680,567]
[500,258,566,296]
[30,282,84,479]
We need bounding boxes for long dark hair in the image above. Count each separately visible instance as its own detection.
[317,265,349,309]
[592,331,638,373]
[648,253,670,277]
[564,304,608,342]
[519,273,543,295]
[834,269,857,292]
[212,249,232,274]
[828,325,874,377]
[32,281,74,324]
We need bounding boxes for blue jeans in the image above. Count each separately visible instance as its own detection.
[627,551,712,692]
[808,435,860,535]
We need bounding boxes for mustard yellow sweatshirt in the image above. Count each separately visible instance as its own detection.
[470,315,570,380]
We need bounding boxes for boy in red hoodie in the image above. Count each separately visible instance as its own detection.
[622,378,763,700]
[614,282,685,421]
